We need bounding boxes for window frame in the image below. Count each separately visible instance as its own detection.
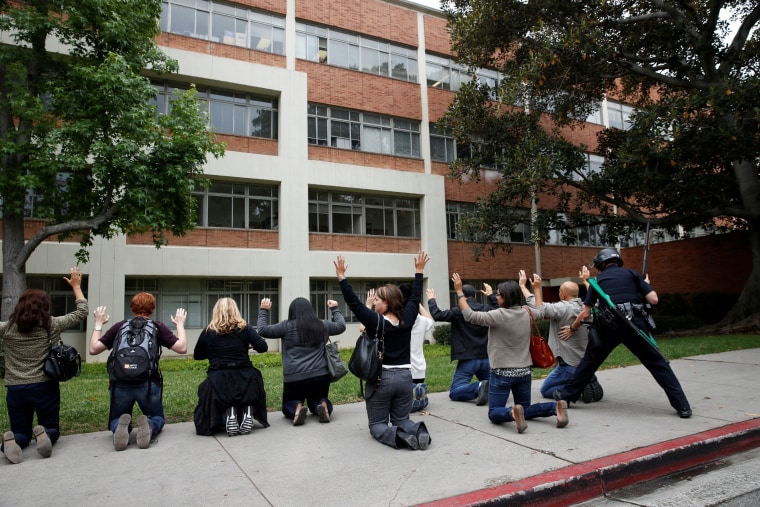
[296,22,418,83]
[308,189,421,238]
[193,180,279,231]
[160,0,285,55]
[307,104,421,158]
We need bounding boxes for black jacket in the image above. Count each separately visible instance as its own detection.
[428,295,497,361]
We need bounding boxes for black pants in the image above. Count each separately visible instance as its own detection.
[561,319,690,412]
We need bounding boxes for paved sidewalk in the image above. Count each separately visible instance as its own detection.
[2,349,759,506]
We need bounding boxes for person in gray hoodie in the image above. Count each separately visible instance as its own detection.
[257,297,345,425]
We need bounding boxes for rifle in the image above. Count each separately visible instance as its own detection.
[587,277,668,364]
[641,219,651,277]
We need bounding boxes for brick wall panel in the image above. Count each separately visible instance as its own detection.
[310,234,421,253]
[308,145,424,173]
[297,0,418,47]
[622,232,750,295]
[423,14,452,55]
[128,229,279,249]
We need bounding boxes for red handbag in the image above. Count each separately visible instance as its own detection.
[525,308,555,368]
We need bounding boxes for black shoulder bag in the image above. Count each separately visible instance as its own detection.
[348,318,385,397]
[44,329,82,382]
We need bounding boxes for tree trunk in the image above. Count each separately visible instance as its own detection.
[1,212,27,320]
[720,225,760,325]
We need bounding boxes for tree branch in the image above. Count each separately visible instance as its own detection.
[15,204,121,269]
[719,3,760,77]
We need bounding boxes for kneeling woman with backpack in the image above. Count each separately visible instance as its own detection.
[193,298,269,436]
[89,292,187,451]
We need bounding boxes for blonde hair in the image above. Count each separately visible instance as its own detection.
[207,297,247,334]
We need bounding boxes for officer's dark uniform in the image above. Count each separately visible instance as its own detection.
[556,264,691,417]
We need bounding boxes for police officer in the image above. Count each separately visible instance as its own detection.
[552,247,692,418]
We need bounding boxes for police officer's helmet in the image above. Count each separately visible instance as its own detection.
[591,247,623,269]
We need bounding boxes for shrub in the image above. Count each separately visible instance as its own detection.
[432,324,451,345]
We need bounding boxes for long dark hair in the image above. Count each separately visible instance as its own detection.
[497,281,524,308]
[287,297,326,347]
[9,289,52,334]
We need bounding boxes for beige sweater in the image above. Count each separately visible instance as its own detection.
[462,305,544,369]
[2,299,88,385]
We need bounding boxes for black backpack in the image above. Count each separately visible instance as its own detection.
[108,317,161,383]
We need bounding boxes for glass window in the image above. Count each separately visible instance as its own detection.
[195,181,278,230]
[296,22,416,82]
[162,1,284,53]
[308,104,420,158]
[309,190,420,238]
[430,125,455,162]
[426,54,500,93]
[127,278,278,327]
[607,101,635,130]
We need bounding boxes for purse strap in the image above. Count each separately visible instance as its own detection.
[524,307,543,340]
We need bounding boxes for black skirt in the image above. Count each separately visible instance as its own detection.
[193,366,269,436]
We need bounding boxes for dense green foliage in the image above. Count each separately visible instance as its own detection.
[2,335,758,435]
[440,1,760,324]
[0,0,225,317]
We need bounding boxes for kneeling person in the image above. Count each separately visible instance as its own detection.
[89,293,187,450]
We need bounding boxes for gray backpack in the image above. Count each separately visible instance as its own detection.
[108,317,161,383]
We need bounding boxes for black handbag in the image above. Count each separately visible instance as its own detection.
[325,338,349,382]
[43,330,82,382]
[348,318,384,382]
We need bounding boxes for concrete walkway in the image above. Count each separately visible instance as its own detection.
[2,349,759,506]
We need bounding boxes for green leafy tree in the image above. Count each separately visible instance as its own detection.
[440,0,760,325]
[0,0,224,319]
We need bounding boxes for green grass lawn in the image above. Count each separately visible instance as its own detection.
[2,333,759,435]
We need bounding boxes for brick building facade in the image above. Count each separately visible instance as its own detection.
[1,0,748,360]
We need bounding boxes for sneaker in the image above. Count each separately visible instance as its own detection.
[113,414,131,451]
[293,405,307,426]
[590,376,604,402]
[33,425,52,458]
[581,382,594,403]
[226,407,240,436]
[317,402,331,423]
[411,396,429,412]
[239,406,255,434]
[135,415,152,449]
[475,380,489,406]
[2,431,22,464]
[512,404,527,434]
[556,400,569,428]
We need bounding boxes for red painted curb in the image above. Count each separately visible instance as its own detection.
[417,418,760,507]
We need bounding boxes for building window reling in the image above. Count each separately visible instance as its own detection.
[309,190,421,238]
[308,104,420,157]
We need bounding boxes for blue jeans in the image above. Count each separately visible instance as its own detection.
[364,368,424,448]
[4,381,60,448]
[488,371,557,424]
[109,381,165,438]
[449,358,491,401]
[540,362,577,399]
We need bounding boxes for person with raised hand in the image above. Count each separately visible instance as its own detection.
[333,251,432,450]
